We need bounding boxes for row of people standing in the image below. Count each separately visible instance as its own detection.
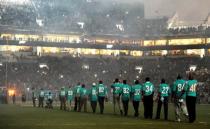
[111,74,197,123]
[71,80,108,114]
[33,74,197,123]
[32,88,53,109]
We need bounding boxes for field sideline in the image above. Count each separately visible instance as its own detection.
[0,103,209,129]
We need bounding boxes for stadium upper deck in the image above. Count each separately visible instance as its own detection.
[0,31,210,57]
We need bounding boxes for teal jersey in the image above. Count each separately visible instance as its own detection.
[159,83,170,97]
[48,94,53,100]
[142,81,154,96]
[172,79,186,99]
[74,85,81,97]
[121,84,131,101]
[89,86,98,101]
[32,91,37,98]
[185,80,197,97]
[39,90,45,97]
[111,82,122,95]
[66,89,73,101]
[60,90,66,97]
[131,84,142,101]
[44,91,49,101]
[80,88,88,98]
[97,84,108,97]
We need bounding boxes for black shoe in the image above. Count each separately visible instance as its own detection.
[120,110,123,116]
[134,113,139,117]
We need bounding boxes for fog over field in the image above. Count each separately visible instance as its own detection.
[99,0,210,20]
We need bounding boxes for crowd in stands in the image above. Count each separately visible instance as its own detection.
[0,0,146,35]
[2,0,210,37]
[0,56,209,103]
[168,26,210,36]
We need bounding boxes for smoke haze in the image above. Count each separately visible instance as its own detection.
[97,0,210,21]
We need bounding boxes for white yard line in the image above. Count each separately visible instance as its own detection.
[199,122,207,124]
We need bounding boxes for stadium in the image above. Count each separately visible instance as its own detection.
[0,0,210,129]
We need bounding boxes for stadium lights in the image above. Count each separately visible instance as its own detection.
[8,89,15,96]
[77,22,85,29]
[162,50,168,56]
[106,45,113,49]
[2,0,30,5]
[116,24,124,31]
[189,65,197,72]
[19,41,26,44]
[59,74,64,79]
[135,66,143,74]
[82,64,89,70]
[36,19,44,27]
[39,63,49,69]
[86,0,92,3]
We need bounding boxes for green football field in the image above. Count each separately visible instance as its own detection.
[0,103,209,129]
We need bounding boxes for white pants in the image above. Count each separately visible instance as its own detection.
[174,99,188,120]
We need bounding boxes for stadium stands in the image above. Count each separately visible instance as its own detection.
[0,56,209,103]
[0,0,210,104]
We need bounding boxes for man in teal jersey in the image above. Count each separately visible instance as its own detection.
[44,90,49,102]
[121,80,131,116]
[111,78,123,115]
[185,74,197,123]
[156,79,171,120]
[46,91,53,109]
[142,77,154,119]
[59,87,66,110]
[79,84,88,112]
[172,75,188,122]
[73,82,81,111]
[38,88,45,108]
[131,80,142,117]
[89,82,98,113]
[32,87,37,107]
[66,86,74,111]
[97,80,108,114]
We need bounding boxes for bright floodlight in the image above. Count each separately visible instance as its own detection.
[59,74,64,79]
[39,63,49,69]
[189,65,197,72]
[19,40,26,44]
[106,45,113,49]
[8,89,15,96]
[77,22,85,29]
[2,0,30,5]
[135,66,143,73]
[82,64,89,70]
